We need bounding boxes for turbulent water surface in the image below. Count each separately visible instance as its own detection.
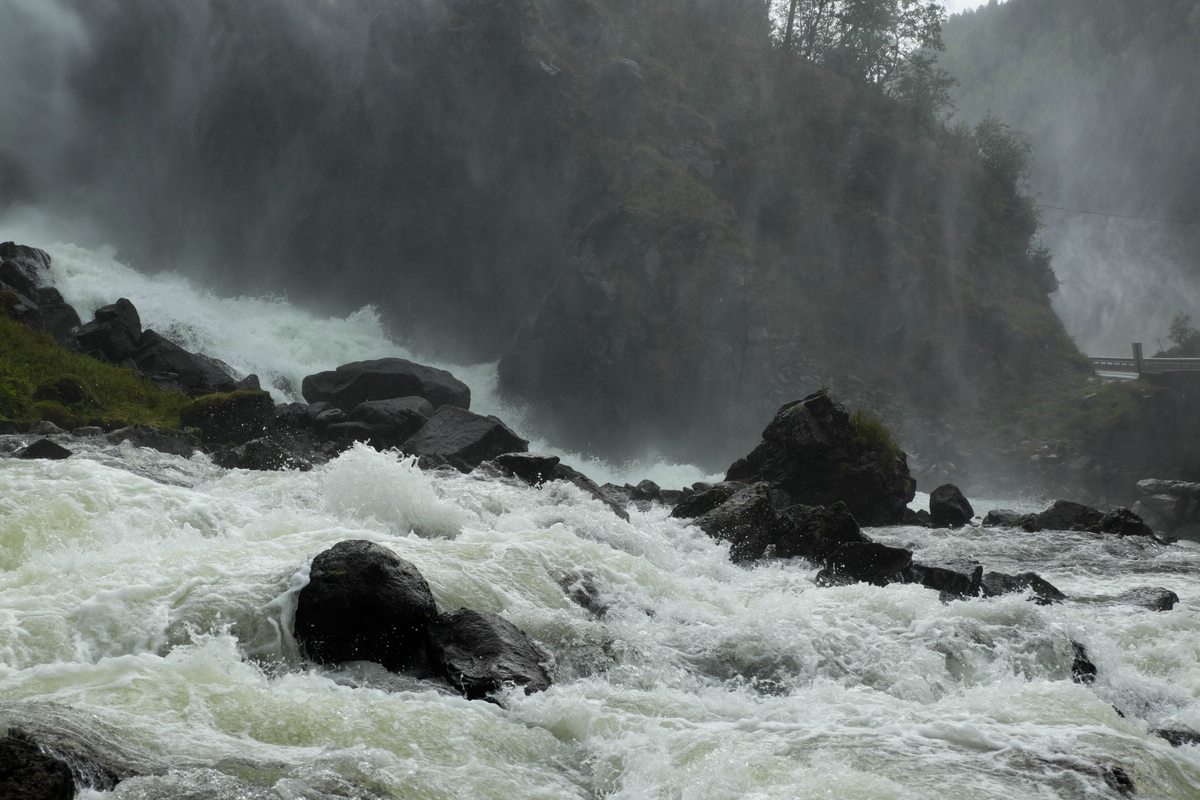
[2,243,1199,799]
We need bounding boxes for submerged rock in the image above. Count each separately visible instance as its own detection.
[0,732,74,800]
[980,571,1066,604]
[301,358,471,412]
[1153,727,1200,747]
[105,425,201,457]
[1114,586,1179,611]
[929,484,974,528]
[1071,642,1097,684]
[724,392,915,526]
[1099,508,1155,538]
[902,562,983,598]
[551,464,631,521]
[430,608,554,699]
[213,437,312,471]
[15,439,72,460]
[294,540,439,675]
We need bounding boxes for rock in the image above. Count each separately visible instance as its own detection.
[1101,765,1135,796]
[132,330,240,396]
[180,390,275,444]
[430,608,553,699]
[982,508,1030,528]
[631,479,661,502]
[322,397,433,448]
[106,425,201,457]
[324,421,413,450]
[551,463,631,521]
[71,426,104,437]
[493,452,561,485]
[1025,500,1104,532]
[929,484,974,528]
[27,421,66,436]
[294,540,439,674]
[1071,642,1097,684]
[901,508,933,527]
[1114,586,1179,611]
[774,501,868,560]
[902,563,983,598]
[0,732,74,800]
[1100,508,1155,537]
[402,406,527,471]
[215,437,312,471]
[693,483,780,562]
[724,392,915,526]
[30,287,82,346]
[15,439,72,460]
[1,259,42,299]
[33,377,99,408]
[272,402,317,431]
[234,373,262,391]
[557,571,608,617]
[1152,727,1200,747]
[0,241,51,271]
[670,482,742,519]
[979,571,1066,604]
[301,358,470,412]
[75,298,142,362]
[1133,495,1184,532]
[819,541,914,586]
[1137,479,1200,497]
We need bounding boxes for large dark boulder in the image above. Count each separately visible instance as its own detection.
[724,392,915,526]
[902,563,983,598]
[929,484,974,528]
[0,242,52,298]
[549,463,631,521]
[402,406,527,471]
[670,482,742,520]
[1099,508,1155,538]
[324,396,435,449]
[294,540,439,675]
[818,541,914,586]
[132,330,239,396]
[15,439,73,460]
[980,571,1066,604]
[693,482,780,562]
[1114,586,1179,611]
[430,608,553,699]
[180,390,275,444]
[301,358,470,412]
[493,452,562,485]
[0,733,74,800]
[75,298,142,362]
[982,509,1031,528]
[774,501,868,560]
[213,437,313,472]
[32,287,82,346]
[1024,500,1104,532]
[1153,728,1200,747]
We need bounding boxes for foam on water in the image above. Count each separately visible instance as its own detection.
[1,236,1199,797]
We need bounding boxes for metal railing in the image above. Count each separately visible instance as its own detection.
[1089,343,1200,375]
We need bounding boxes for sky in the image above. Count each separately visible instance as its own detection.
[943,0,996,14]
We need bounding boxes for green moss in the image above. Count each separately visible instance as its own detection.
[0,315,187,429]
[850,409,902,467]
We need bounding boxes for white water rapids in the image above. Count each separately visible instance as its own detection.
[2,240,1199,798]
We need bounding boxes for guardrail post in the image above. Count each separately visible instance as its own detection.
[1133,342,1144,375]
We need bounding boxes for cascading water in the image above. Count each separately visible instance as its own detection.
[0,241,1198,798]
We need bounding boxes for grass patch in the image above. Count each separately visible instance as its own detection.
[850,408,902,467]
[0,315,187,429]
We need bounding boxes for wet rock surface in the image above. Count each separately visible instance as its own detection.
[430,608,554,699]
[929,483,974,528]
[302,358,471,412]
[0,732,75,800]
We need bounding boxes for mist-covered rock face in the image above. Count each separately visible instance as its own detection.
[1,0,1086,468]
[942,0,1200,355]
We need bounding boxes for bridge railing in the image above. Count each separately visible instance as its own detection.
[1089,343,1200,375]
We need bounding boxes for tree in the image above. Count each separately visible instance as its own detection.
[1165,313,1200,356]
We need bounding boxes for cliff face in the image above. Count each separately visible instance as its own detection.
[499,0,1089,465]
[1,0,1088,469]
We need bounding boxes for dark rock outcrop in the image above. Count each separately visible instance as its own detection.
[902,563,983,598]
[493,452,562,485]
[557,571,608,617]
[213,437,313,471]
[1153,728,1200,747]
[724,392,915,526]
[1020,500,1155,538]
[105,425,201,457]
[693,482,779,562]
[301,358,470,412]
[982,509,1030,528]
[294,540,439,675]
[980,571,1066,604]
[1099,508,1155,538]
[180,390,275,445]
[551,464,632,521]
[0,733,74,800]
[929,484,974,528]
[1071,642,1097,684]
[75,298,142,362]
[430,608,554,699]
[774,501,867,560]
[1114,586,1179,611]
[670,482,742,520]
[15,439,73,460]
[348,396,433,430]
[819,541,914,586]
[132,330,240,396]
[402,406,528,471]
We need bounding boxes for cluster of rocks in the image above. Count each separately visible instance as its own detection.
[294,539,552,699]
[1132,479,1200,539]
[982,499,1157,538]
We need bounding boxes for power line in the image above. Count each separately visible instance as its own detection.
[1037,203,1200,226]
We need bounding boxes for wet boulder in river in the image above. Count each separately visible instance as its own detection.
[929,484,974,528]
[0,733,75,800]
[774,501,868,560]
[818,541,914,586]
[982,509,1031,528]
[294,540,439,675]
[1114,586,1178,611]
[670,482,742,519]
[725,391,915,526]
[980,571,1065,604]
[301,358,470,412]
[180,390,275,444]
[693,482,780,562]
[402,406,527,471]
[493,452,561,485]
[430,608,554,699]
[15,438,73,460]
